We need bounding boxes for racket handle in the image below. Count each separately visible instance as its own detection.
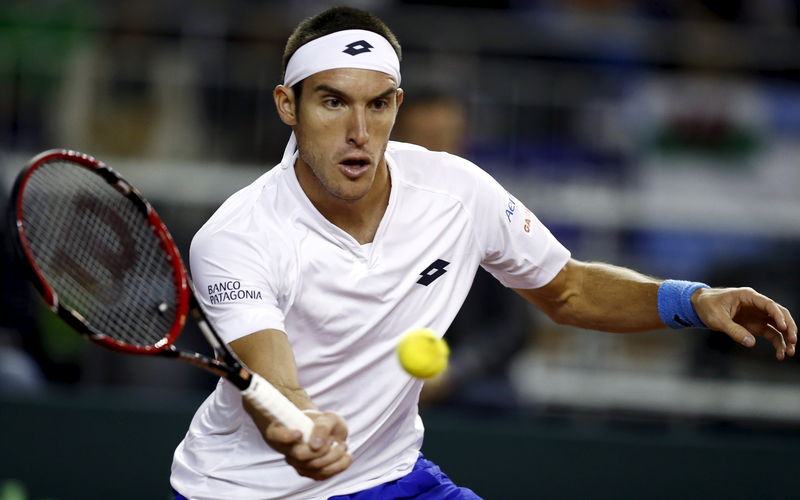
[241,372,314,442]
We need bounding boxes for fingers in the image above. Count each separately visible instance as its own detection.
[743,289,793,334]
[265,421,304,449]
[774,303,797,358]
[758,324,788,361]
[778,303,798,348]
[716,305,794,358]
[742,290,797,358]
[700,287,797,360]
[288,441,353,480]
[313,448,353,479]
[716,314,757,348]
[308,411,346,451]
[271,411,352,480]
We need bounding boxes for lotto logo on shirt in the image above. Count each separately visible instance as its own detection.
[207,280,263,304]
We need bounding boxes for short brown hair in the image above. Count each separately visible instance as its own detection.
[283,7,401,78]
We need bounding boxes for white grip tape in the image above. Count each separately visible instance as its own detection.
[241,372,314,442]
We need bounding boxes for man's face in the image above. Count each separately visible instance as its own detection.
[292,68,402,202]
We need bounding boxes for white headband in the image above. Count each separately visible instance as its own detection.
[283,29,401,88]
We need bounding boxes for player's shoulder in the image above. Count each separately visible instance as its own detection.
[387,140,497,197]
[191,167,289,259]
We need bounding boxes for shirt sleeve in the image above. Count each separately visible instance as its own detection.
[189,229,291,344]
[469,166,570,289]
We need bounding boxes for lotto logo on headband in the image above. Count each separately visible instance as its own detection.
[343,40,373,56]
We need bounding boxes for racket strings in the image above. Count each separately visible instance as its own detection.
[21,160,180,348]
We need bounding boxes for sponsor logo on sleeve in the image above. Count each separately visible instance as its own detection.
[207,280,263,304]
[504,195,516,223]
[504,194,534,236]
[522,207,533,236]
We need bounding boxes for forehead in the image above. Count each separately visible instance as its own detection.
[304,68,398,95]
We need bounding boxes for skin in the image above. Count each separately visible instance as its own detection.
[232,329,351,480]
[229,68,797,482]
[274,68,404,244]
[517,260,797,359]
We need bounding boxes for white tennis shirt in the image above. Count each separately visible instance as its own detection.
[171,141,570,499]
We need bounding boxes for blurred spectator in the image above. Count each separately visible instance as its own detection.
[392,88,468,155]
[393,87,532,408]
[624,75,766,162]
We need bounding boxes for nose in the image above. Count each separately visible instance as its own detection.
[347,107,369,147]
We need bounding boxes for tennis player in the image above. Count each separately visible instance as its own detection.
[170,7,797,500]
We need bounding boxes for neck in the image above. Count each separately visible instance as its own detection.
[295,158,391,245]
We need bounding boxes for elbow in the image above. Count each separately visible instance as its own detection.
[532,282,581,326]
[516,258,585,327]
[542,295,580,327]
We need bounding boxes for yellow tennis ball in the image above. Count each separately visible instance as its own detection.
[397,328,449,378]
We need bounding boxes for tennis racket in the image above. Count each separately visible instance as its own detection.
[9,149,313,440]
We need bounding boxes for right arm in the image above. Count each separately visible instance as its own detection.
[230,329,352,480]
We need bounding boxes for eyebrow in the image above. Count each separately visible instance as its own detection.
[313,84,397,102]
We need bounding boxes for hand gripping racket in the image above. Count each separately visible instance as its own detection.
[9,149,313,440]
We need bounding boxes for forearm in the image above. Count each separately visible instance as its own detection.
[230,329,352,479]
[230,329,317,424]
[517,259,665,333]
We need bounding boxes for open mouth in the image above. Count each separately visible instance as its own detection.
[338,157,371,179]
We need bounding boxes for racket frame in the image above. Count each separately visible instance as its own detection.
[9,149,314,438]
[11,149,191,356]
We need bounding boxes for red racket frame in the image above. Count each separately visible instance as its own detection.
[11,149,190,355]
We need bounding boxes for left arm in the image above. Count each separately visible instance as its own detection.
[515,259,797,359]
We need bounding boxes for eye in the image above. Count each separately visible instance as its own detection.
[324,97,343,109]
[371,99,389,110]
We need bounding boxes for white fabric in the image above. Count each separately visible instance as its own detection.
[171,142,571,499]
[283,29,401,88]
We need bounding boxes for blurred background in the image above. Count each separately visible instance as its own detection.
[1,0,799,498]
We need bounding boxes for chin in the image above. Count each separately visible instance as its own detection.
[332,188,370,202]
[328,174,374,201]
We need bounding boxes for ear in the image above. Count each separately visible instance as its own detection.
[274,85,297,126]
[396,87,404,109]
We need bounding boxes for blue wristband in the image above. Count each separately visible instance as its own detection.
[657,280,709,329]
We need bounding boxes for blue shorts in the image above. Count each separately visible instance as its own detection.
[173,454,482,500]
[329,454,483,500]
